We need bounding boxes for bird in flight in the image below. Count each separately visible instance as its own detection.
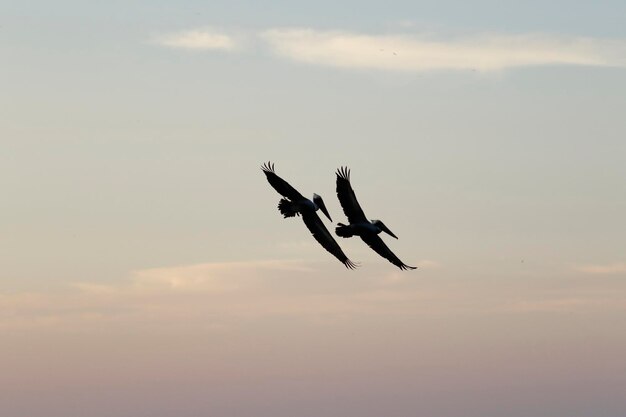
[335,166,416,270]
[261,162,358,269]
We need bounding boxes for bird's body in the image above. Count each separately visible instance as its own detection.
[261,162,357,269]
[335,220,385,237]
[277,195,320,218]
[335,166,416,270]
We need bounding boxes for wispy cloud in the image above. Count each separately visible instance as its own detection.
[507,297,602,313]
[5,258,626,330]
[0,260,442,329]
[260,29,626,72]
[574,262,626,275]
[156,29,238,50]
[154,27,626,71]
[73,260,312,296]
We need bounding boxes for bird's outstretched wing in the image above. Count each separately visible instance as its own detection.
[302,211,358,269]
[335,166,368,224]
[261,162,305,201]
[361,234,416,270]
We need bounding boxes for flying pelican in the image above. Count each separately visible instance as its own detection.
[335,166,416,270]
[261,162,357,269]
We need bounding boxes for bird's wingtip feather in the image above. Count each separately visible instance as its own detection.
[261,161,276,173]
[344,259,360,269]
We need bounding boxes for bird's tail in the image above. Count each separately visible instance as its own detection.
[335,223,354,238]
[278,198,299,218]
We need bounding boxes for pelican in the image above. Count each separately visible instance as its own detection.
[261,162,357,269]
[335,166,416,270]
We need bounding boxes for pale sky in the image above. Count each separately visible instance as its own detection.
[2,1,626,416]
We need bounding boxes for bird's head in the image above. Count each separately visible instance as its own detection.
[372,219,398,239]
[313,194,332,222]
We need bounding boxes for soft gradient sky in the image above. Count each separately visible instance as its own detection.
[2,1,626,416]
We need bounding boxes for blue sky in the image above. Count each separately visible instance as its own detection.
[1,1,626,416]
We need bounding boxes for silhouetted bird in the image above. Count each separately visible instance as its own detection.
[261,162,357,269]
[335,167,416,270]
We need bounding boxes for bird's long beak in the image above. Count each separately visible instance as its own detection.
[317,198,332,222]
[380,223,398,239]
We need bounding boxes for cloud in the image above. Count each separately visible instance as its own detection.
[416,259,441,269]
[156,29,238,50]
[154,27,626,71]
[574,262,626,275]
[506,297,601,313]
[5,257,626,330]
[260,29,626,72]
[0,259,445,329]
